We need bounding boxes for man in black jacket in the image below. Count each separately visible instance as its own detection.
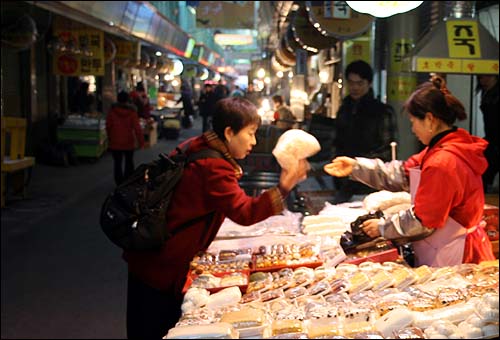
[332,60,398,203]
[476,74,499,193]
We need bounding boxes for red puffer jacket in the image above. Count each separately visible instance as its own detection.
[123,132,285,295]
[106,103,144,150]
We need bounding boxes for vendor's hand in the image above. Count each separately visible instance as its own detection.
[362,219,381,238]
[279,159,310,193]
[323,156,356,177]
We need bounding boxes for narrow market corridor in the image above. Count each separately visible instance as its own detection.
[1,118,204,339]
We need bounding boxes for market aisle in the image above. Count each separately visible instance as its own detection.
[1,117,202,339]
[1,116,324,339]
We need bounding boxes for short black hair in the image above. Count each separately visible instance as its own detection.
[212,97,261,141]
[272,95,284,105]
[345,60,373,83]
[117,91,130,103]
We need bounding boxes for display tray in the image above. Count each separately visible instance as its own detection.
[343,247,400,265]
[182,270,249,294]
[252,255,323,273]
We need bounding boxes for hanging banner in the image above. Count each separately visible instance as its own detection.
[446,20,481,59]
[387,75,417,102]
[343,29,372,66]
[390,39,414,73]
[52,17,105,76]
[291,5,338,54]
[112,38,140,67]
[196,1,255,29]
[415,58,499,74]
[305,1,373,39]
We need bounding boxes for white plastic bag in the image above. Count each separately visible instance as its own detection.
[272,129,320,170]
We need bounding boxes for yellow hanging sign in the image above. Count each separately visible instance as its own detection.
[387,75,417,102]
[416,57,499,74]
[446,20,481,59]
[343,30,372,66]
[390,39,414,73]
[52,16,105,76]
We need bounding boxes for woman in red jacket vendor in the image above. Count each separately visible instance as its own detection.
[324,75,495,268]
[124,96,309,339]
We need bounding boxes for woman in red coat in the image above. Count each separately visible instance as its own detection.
[105,91,144,185]
[324,75,495,267]
[123,97,309,338]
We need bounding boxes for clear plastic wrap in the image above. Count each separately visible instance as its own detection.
[272,129,320,170]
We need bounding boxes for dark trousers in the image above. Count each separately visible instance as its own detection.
[111,150,135,186]
[483,142,499,190]
[126,272,182,339]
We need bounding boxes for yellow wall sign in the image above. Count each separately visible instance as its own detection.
[446,20,481,59]
[52,30,105,76]
[390,39,414,73]
[416,57,499,74]
[416,58,462,73]
[343,30,372,67]
[387,75,417,102]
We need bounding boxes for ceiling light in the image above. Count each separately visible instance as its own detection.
[170,59,184,76]
[214,33,253,46]
[199,68,209,81]
[256,68,266,79]
[346,1,424,18]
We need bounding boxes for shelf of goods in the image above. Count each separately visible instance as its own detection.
[173,256,499,339]
[57,116,107,159]
[172,189,499,339]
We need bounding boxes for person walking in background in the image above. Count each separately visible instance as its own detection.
[272,94,296,130]
[177,79,195,128]
[324,75,495,267]
[71,81,96,114]
[332,59,398,204]
[245,83,261,107]
[124,97,309,339]
[213,79,229,104]
[130,81,152,119]
[476,74,499,193]
[198,83,217,132]
[230,84,244,97]
[106,91,145,186]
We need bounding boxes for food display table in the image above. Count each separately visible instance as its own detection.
[166,190,499,339]
[57,115,107,159]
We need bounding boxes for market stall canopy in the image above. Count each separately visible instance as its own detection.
[290,4,339,54]
[31,1,220,71]
[305,1,374,40]
[402,18,499,74]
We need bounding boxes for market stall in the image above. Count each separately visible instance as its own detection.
[150,100,183,140]
[57,114,107,159]
[164,190,500,339]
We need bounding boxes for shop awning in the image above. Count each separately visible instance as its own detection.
[402,18,499,74]
[31,1,219,69]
